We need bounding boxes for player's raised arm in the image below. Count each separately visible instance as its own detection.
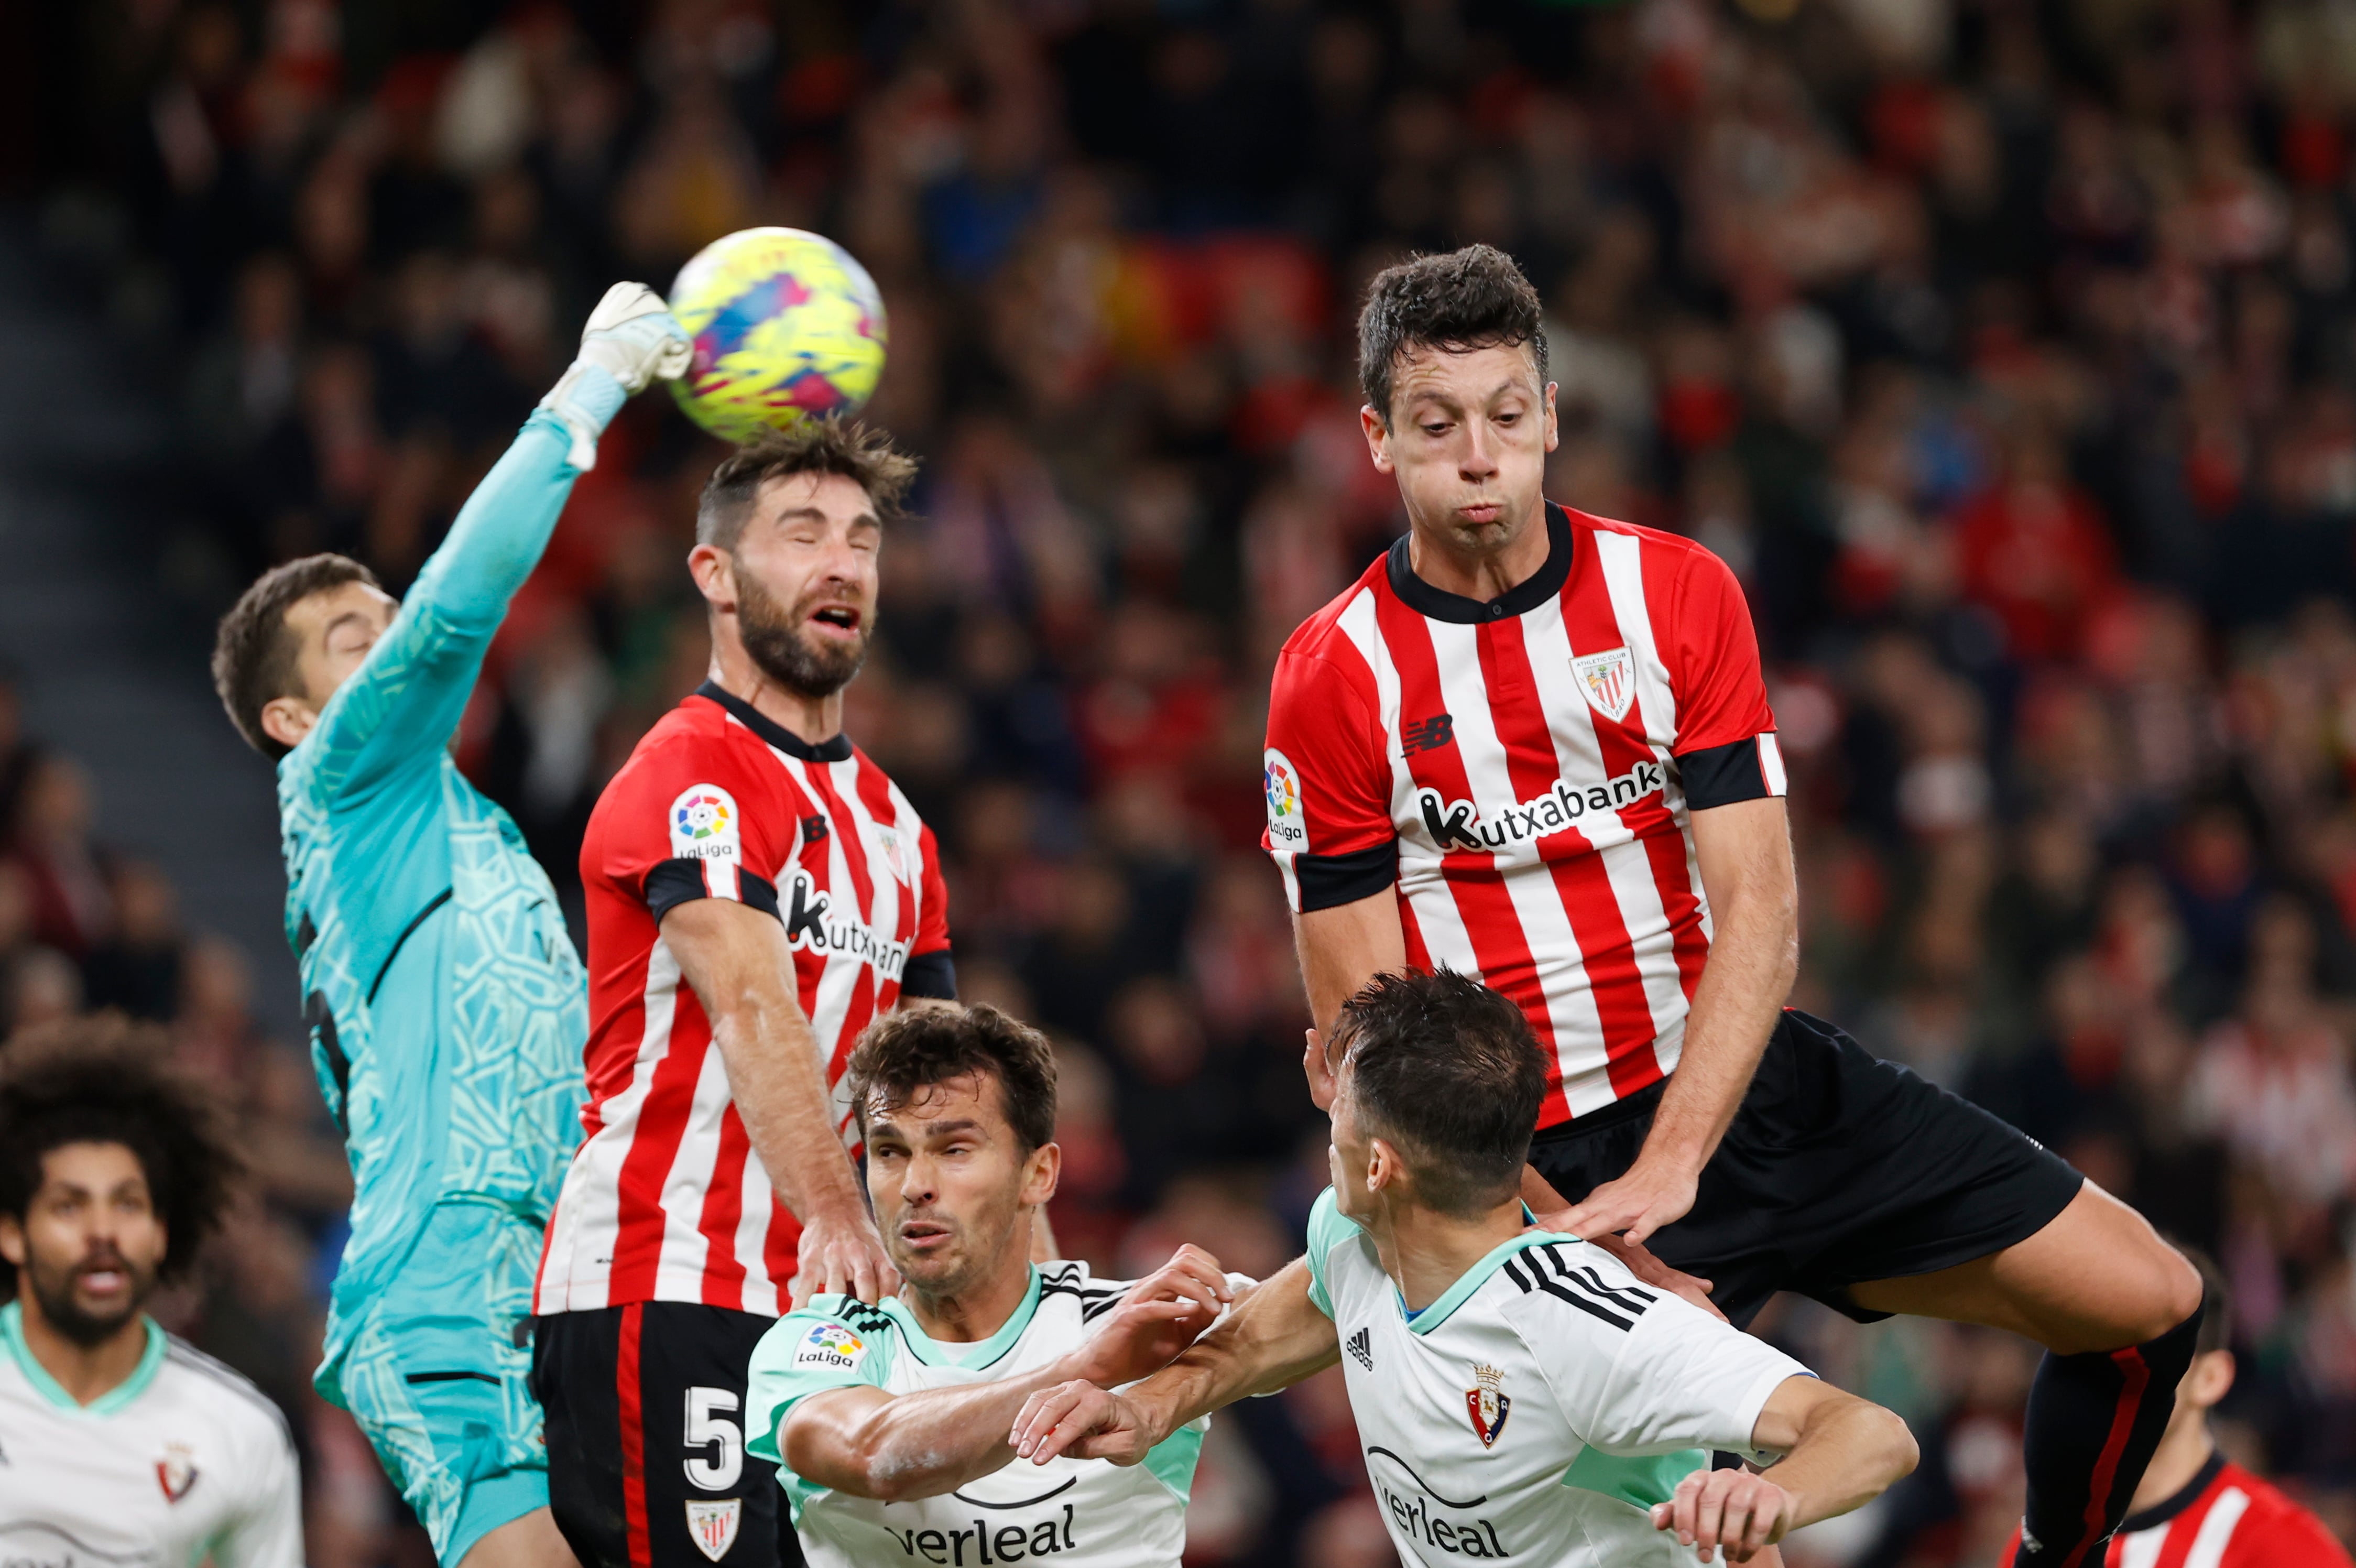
[1651,1377,1917,1564]
[1009,1255,1341,1466]
[658,894,900,1304]
[282,284,688,801]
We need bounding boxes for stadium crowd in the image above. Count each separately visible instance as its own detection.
[18,0,2356,1560]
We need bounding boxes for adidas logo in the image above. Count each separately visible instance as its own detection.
[1346,1327,1373,1370]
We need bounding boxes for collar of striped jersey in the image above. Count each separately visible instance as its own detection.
[2116,1447,2227,1535]
[885,1264,1045,1371]
[0,1299,169,1415]
[695,680,853,762]
[1385,502,1574,624]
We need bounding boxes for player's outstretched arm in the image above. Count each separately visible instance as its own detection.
[662,897,897,1304]
[1010,1256,1340,1467]
[1291,892,1406,1110]
[1652,1377,1916,1564]
[308,283,688,798]
[778,1247,1234,1501]
[1547,796,1797,1246]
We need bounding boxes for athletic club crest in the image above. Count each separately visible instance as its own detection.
[1467,1363,1511,1448]
[156,1443,198,1502]
[685,1498,741,1562]
[1572,647,1635,724]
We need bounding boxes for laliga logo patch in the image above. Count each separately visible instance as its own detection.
[1572,646,1635,724]
[156,1442,199,1502]
[685,1498,741,1562]
[670,785,741,862]
[793,1321,867,1372]
[1263,748,1306,851]
[1466,1363,1511,1448]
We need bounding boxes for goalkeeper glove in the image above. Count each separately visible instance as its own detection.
[539,280,693,471]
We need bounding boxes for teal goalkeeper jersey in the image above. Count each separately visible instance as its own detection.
[279,410,590,1396]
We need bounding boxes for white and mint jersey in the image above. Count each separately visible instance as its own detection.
[747,1261,1239,1568]
[0,1304,301,1568]
[1303,1189,1810,1566]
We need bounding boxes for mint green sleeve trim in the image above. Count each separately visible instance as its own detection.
[303,411,579,804]
[1562,1447,1708,1510]
[1142,1421,1207,1501]
[745,1299,896,1467]
[1302,1187,1361,1320]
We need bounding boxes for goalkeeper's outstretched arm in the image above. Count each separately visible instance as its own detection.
[302,284,688,800]
[1007,1257,1339,1467]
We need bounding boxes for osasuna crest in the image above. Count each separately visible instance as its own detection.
[1466,1363,1511,1448]
[1572,647,1635,724]
[685,1498,741,1562]
[156,1442,199,1502]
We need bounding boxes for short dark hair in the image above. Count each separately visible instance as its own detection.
[696,418,920,552]
[2180,1245,2231,1357]
[1334,969,1548,1216]
[0,1017,243,1299]
[1357,245,1549,425]
[845,1004,1057,1153]
[212,553,382,759]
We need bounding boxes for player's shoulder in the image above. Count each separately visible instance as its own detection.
[1035,1259,1135,1326]
[1274,558,1389,671]
[1490,1236,1663,1334]
[596,696,772,810]
[763,1295,905,1371]
[2217,1463,2354,1562]
[158,1336,298,1454]
[1561,504,1729,572]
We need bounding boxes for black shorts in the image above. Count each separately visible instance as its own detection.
[533,1303,805,1568]
[1528,1008,2085,1330]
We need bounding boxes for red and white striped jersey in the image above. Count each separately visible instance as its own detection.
[536,682,954,1317]
[1262,504,1784,1128]
[2100,1454,2351,1567]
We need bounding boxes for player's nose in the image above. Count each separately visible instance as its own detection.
[1460,421,1499,478]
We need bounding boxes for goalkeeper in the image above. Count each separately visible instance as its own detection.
[210,286,691,1568]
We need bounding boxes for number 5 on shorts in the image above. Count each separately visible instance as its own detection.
[683,1386,743,1490]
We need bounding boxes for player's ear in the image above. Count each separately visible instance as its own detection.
[1364,1136,1400,1195]
[1543,381,1559,454]
[0,1213,24,1269]
[686,542,737,613]
[259,694,316,751]
[1360,404,1395,475]
[1020,1140,1060,1209]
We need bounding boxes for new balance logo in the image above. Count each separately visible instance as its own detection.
[1347,1327,1373,1370]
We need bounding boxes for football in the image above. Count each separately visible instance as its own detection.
[666,226,888,442]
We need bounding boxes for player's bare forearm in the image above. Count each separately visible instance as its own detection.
[784,1361,1104,1501]
[1011,1259,1339,1465]
[1749,1376,1918,1531]
[661,899,871,1224]
[1293,889,1408,1033]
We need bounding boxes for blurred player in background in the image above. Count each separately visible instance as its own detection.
[1011,970,1918,1565]
[1261,244,2202,1566]
[746,1004,1242,1568]
[532,421,956,1568]
[0,1018,300,1568]
[210,283,692,1568]
[2015,1252,2352,1566]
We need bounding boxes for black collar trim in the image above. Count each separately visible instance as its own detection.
[2116,1450,2226,1536]
[1384,504,1574,624]
[695,681,853,763]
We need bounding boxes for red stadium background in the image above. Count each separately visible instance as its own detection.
[4,0,2356,1561]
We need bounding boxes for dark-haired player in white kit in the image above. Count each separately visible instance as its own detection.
[1260,244,2202,1567]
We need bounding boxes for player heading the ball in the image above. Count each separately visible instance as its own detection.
[1011,971,1918,1567]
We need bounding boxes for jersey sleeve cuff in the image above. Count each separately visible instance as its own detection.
[901,948,957,1000]
[1726,1363,1814,1467]
[645,858,781,924]
[1279,841,1399,914]
[1675,734,1787,811]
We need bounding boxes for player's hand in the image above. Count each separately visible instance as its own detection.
[1524,1167,1722,1320]
[1010,1380,1153,1467]
[1546,1155,1699,1248]
[793,1205,900,1308]
[1304,1028,1340,1112]
[1650,1466,1796,1562]
[1073,1244,1231,1388]
[576,280,694,393]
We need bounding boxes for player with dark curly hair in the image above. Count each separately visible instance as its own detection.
[0,1016,300,1568]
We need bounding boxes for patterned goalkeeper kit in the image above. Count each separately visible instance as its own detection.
[280,409,591,1565]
